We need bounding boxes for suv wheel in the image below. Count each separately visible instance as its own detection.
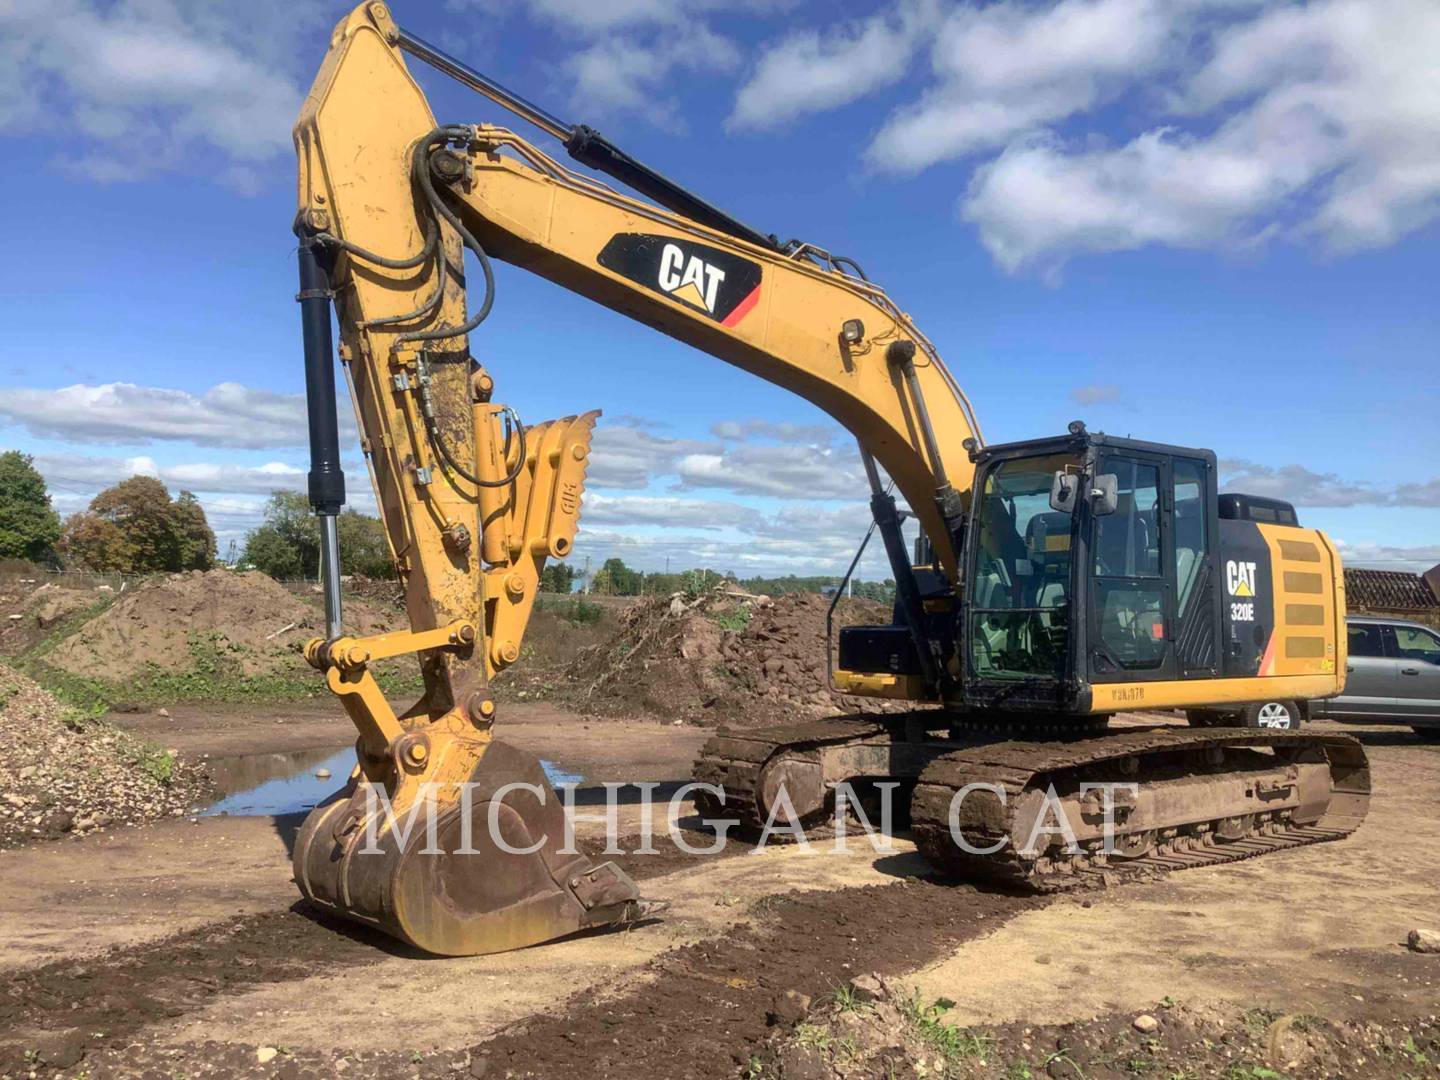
[1245,700,1302,730]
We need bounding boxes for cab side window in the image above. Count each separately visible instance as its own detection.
[1347,624,1386,658]
[1395,626,1440,663]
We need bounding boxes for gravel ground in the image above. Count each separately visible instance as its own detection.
[0,663,209,848]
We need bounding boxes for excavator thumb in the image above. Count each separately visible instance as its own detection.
[293,735,651,956]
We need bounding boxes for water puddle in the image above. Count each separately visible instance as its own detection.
[203,746,585,818]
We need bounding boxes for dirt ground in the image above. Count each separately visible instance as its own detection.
[1,707,1438,1079]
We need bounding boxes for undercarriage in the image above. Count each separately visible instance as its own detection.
[692,715,1371,889]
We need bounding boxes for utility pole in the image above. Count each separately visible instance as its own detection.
[582,555,591,595]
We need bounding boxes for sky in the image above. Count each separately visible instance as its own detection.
[1,0,1437,581]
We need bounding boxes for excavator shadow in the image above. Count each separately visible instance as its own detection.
[867,846,1040,898]
[287,897,668,959]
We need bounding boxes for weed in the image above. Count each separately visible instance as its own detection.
[130,744,176,784]
[1241,1008,1282,1034]
[825,982,867,1012]
[1223,1067,1288,1080]
[902,992,991,1071]
[793,1024,833,1051]
[549,598,603,626]
[743,1056,767,1079]
[710,606,753,633]
[1403,1036,1431,1067]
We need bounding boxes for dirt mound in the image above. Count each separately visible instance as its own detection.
[0,663,208,848]
[568,588,915,726]
[46,570,393,684]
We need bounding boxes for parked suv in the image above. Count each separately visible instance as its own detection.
[1185,615,1440,735]
[1308,616,1440,740]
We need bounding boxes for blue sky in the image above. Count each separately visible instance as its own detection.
[1,0,1437,577]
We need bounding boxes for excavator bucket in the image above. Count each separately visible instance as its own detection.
[292,739,648,956]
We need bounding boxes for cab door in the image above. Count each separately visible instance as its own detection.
[1087,454,1177,682]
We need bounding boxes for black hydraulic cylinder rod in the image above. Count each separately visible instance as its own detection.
[297,236,346,517]
[396,29,778,252]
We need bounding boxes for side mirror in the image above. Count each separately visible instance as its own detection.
[1091,474,1119,517]
[1049,472,1079,514]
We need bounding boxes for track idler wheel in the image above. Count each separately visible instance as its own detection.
[293,740,652,956]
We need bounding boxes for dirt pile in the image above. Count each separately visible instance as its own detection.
[45,570,393,684]
[0,663,209,848]
[567,588,914,726]
[0,576,102,656]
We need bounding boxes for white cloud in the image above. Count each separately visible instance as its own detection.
[521,0,789,32]
[869,0,1179,173]
[962,0,1440,273]
[728,0,938,131]
[567,23,740,127]
[1220,459,1440,508]
[584,493,765,531]
[0,382,353,450]
[34,453,306,497]
[588,424,720,489]
[734,0,1440,274]
[0,0,320,184]
[676,443,865,499]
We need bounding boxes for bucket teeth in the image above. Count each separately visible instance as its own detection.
[292,739,661,956]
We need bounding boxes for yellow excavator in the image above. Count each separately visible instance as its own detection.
[289,3,1370,956]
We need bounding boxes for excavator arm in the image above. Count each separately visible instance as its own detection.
[288,2,981,956]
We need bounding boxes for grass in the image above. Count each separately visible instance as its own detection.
[13,625,424,715]
[538,597,605,625]
[901,992,992,1073]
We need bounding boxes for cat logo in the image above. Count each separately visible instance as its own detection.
[658,243,724,313]
[1226,560,1257,597]
[597,233,763,326]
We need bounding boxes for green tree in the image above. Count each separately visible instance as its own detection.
[0,451,63,563]
[59,512,131,571]
[90,477,182,572]
[242,524,305,580]
[172,491,217,571]
[597,557,642,596]
[243,491,393,580]
[539,562,576,594]
[337,510,393,579]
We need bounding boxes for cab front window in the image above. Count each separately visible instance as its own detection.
[970,453,1078,679]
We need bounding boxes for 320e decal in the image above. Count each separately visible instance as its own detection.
[598,234,762,326]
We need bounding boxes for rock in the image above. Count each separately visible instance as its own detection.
[468,1052,491,1078]
[1133,1014,1160,1034]
[768,990,812,1025]
[4,794,27,809]
[1408,928,1440,954]
[18,765,37,781]
[41,809,75,834]
[849,973,888,1001]
[35,1028,85,1068]
[256,1046,279,1064]
[669,597,686,617]
[157,707,171,718]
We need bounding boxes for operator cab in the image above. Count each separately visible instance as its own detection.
[960,425,1222,713]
